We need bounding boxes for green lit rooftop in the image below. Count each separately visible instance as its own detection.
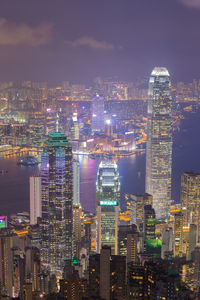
[146,238,162,248]
[43,131,71,147]
[72,257,80,265]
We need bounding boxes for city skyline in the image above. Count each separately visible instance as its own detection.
[1,0,200,296]
[0,73,200,297]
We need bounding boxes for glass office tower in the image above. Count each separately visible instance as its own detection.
[91,93,105,133]
[145,67,172,220]
[41,132,73,276]
[96,161,120,255]
[181,172,200,227]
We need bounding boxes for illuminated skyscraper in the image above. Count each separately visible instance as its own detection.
[0,232,14,297]
[96,161,120,255]
[187,224,197,261]
[174,212,183,257]
[118,224,138,264]
[144,205,162,258]
[130,193,153,230]
[72,160,83,257]
[73,204,84,258]
[181,172,200,227]
[161,227,173,259]
[45,109,57,135]
[40,132,73,276]
[91,93,105,133]
[89,246,126,300]
[30,176,41,225]
[144,205,156,242]
[145,67,172,220]
[73,160,80,205]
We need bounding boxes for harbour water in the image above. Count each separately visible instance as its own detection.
[0,110,200,216]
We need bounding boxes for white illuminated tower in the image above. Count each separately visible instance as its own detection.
[145,67,172,220]
[30,176,41,225]
[96,161,120,255]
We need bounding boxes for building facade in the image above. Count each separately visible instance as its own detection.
[161,227,173,259]
[73,203,84,259]
[73,159,80,205]
[40,132,73,276]
[96,161,120,255]
[130,193,152,231]
[145,67,172,220]
[181,172,200,227]
[118,224,138,264]
[174,212,183,257]
[89,246,126,300]
[30,176,41,225]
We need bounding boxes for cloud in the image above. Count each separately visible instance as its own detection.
[178,0,200,8]
[66,36,122,51]
[0,18,53,46]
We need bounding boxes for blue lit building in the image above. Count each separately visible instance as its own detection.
[40,132,73,277]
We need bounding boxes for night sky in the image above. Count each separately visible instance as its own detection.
[0,0,200,84]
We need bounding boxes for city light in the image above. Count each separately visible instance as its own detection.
[0,8,199,296]
[87,139,94,143]
[100,200,117,206]
[105,119,111,125]
[0,216,7,228]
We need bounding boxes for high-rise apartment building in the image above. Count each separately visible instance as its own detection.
[118,224,138,264]
[60,273,87,299]
[174,212,183,257]
[73,159,80,205]
[161,227,173,259]
[91,93,105,133]
[73,203,84,258]
[30,176,41,225]
[144,205,156,242]
[100,246,111,300]
[145,67,172,220]
[130,193,152,230]
[89,246,126,300]
[0,229,39,298]
[40,132,73,276]
[96,161,120,255]
[194,246,200,292]
[144,205,162,258]
[0,233,14,297]
[181,172,200,227]
[187,224,197,261]
[127,264,146,299]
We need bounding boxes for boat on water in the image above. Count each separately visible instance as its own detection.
[17,156,38,166]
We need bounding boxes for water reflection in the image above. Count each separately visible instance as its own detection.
[1,108,200,217]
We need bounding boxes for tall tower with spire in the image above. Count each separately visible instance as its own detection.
[145,67,172,220]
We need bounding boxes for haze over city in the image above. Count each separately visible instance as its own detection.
[0,0,200,83]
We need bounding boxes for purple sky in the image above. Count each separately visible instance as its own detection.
[0,0,200,84]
